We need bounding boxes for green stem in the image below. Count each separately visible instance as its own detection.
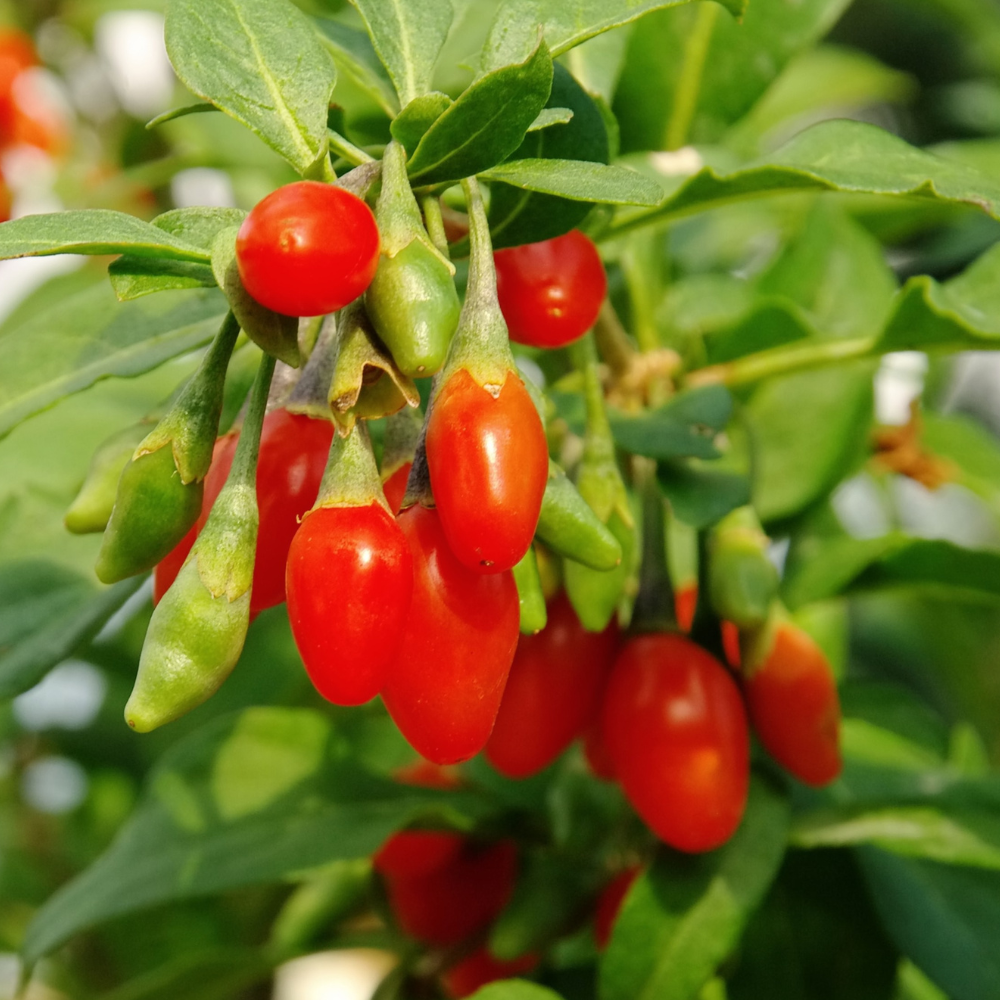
[462,176,498,302]
[227,353,276,489]
[571,332,614,462]
[422,194,449,258]
[686,335,874,388]
[328,130,375,166]
[665,2,719,151]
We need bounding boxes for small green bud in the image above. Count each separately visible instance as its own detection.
[707,506,779,629]
[95,446,203,584]
[513,546,548,635]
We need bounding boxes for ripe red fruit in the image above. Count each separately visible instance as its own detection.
[485,595,618,778]
[441,947,539,998]
[374,830,465,880]
[0,170,11,224]
[601,633,750,853]
[382,460,412,515]
[494,230,607,349]
[721,620,742,668]
[285,502,412,706]
[675,583,699,634]
[426,368,548,573]
[235,181,379,317]
[381,505,520,764]
[743,621,842,787]
[583,724,616,781]
[384,840,517,946]
[153,411,332,615]
[594,867,641,950]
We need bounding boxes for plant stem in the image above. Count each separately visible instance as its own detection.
[665,2,720,151]
[228,352,276,487]
[422,194,450,258]
[328,129,375,166]
[594,300,637,379]
[685,335,874,388]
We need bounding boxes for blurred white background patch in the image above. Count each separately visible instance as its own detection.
[272,950,397,1000]
[94,11,174,119]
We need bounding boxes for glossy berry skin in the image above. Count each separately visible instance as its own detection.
[486,595,618,778]
[441,948,539,998]
[426,368,548,573]
[594,867,641,950]
[583,724,616,781]
[374,831,464,880]
[601,633,750,853]
[154,411,332,615]
[494,231,607,349]
[744,622,842,787]
[383,840,517,946]
[235,181,379,317]
[381,505,520,764]
[286,503,412,706]
[721,620,742,669]
[381,461,412,515]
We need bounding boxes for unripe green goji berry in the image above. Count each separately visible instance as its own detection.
[366,140,459,377]
[564,333,636,632]
[707,506,778,629]
[124,353,275,732]
[65,421,152,535]
[512,546,547,635]
[535,460,623,571]
[96,312,241,584]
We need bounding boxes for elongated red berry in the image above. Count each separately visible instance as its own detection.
[602,633,750,853]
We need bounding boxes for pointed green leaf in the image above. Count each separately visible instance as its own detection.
[317,19,398,117]
[22,707,486,964]
[599,778,790,1000]
[165,0,336,177]
[858,848,1000,1000]
[407,40,554,185]
[348,0,454,107]
[0,285,228,439]
[481,158,663,206]
[614,120,1000,235]
[0,210,210,263]
[482,0,746,73]
[0,561,143,699]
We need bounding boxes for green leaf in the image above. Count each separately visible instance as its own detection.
[727,850,898,1000]
[876,242,1000,353]
[792,803,1000,870]
[599,778,790,1000]
[657,462,751,528]
[0,211,210,263]
[407,41,554,186]
[613,0,853,152]
[528,107,574,130]
[748,363,874,523]
[469,983,564,1000]
[146,102,219,129]
[783,535,1000,608]
[0,284,228,440]
[164,0,336,177]
[0,561,142,699]
[318,19,398,117]
[609,385,732,460]
[755,202,897,339]
[482,0,746,73]
[481,158,663,206]
[22,706,487,963]
[108,259,218,302]
[389,92,453,155]
[489,63,611,249]
[728,45,916,156]
[152,207,249,251]
[922,412,1000,516]
[615,120,1000,235]
[348,0,454,107]
[858,848,1000,1000]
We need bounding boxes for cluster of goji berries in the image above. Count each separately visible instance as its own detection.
[0,27,67,219]
[75,147,843,986]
